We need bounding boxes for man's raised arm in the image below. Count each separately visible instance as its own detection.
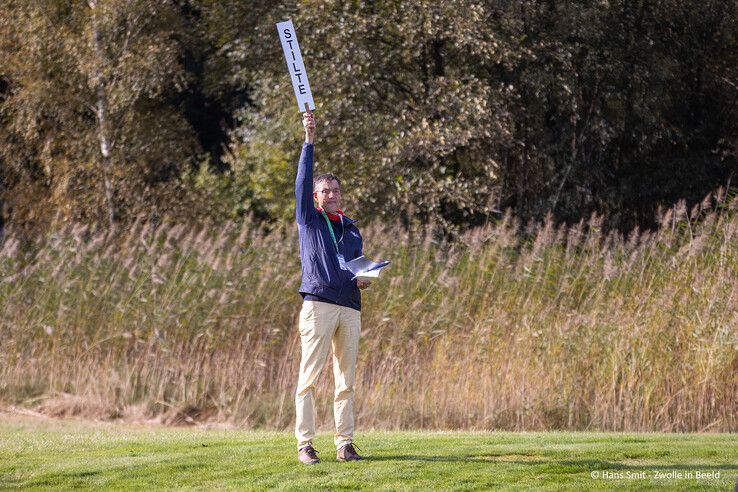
[295,109,316,225]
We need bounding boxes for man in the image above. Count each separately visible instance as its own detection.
[294,108,370,465]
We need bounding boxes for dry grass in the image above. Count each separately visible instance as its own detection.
[1,192,736,432]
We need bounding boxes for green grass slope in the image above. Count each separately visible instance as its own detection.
[0,416,735,491]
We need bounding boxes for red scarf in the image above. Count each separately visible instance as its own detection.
[316,208,345,221]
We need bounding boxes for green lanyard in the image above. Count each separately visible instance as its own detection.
[320,210,342,253]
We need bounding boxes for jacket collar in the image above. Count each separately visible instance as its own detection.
[316,207,358,225]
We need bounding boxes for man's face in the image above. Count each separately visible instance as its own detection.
[314,179,341,213]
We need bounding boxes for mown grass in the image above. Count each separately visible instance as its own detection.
[0,415,736,491]
[0,192,736,431]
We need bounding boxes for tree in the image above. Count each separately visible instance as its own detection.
[486,0,738,228]
[0,0,199,230]
[2,0,736,235]
[228,0,516,231]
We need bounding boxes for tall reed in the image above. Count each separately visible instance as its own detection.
[0,193,736,431]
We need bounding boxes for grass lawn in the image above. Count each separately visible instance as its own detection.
[0,414,735,491]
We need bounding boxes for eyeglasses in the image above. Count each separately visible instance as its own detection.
[316,188,341,196]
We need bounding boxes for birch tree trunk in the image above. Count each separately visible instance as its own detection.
[89,0,117,226]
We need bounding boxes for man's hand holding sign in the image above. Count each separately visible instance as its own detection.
[279,18,389,466]
[302,106,314,144]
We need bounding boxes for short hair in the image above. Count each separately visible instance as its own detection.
[313,173,341,190]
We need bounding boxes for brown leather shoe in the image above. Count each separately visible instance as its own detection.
[298,445,320,465]
[336,443,363,462]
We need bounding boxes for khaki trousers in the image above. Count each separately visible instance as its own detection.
[295,300,361,450]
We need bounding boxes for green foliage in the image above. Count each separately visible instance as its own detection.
[0,0,200,229]
[230,1,513,229]
[0,0,736,236]
[227,101,302,222]
[223,0,737,230]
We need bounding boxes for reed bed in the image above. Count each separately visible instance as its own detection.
[0,194,736,431]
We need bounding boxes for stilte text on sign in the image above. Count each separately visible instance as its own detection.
[276,19,315,112]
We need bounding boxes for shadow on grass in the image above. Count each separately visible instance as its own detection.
[365,455,468,463]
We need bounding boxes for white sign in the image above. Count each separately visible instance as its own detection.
[276,20,315,112]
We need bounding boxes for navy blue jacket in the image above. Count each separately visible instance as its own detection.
[296,143,363,311]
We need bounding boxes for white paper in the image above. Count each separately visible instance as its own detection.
[345,255,391,281]
[276,20,315,112]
